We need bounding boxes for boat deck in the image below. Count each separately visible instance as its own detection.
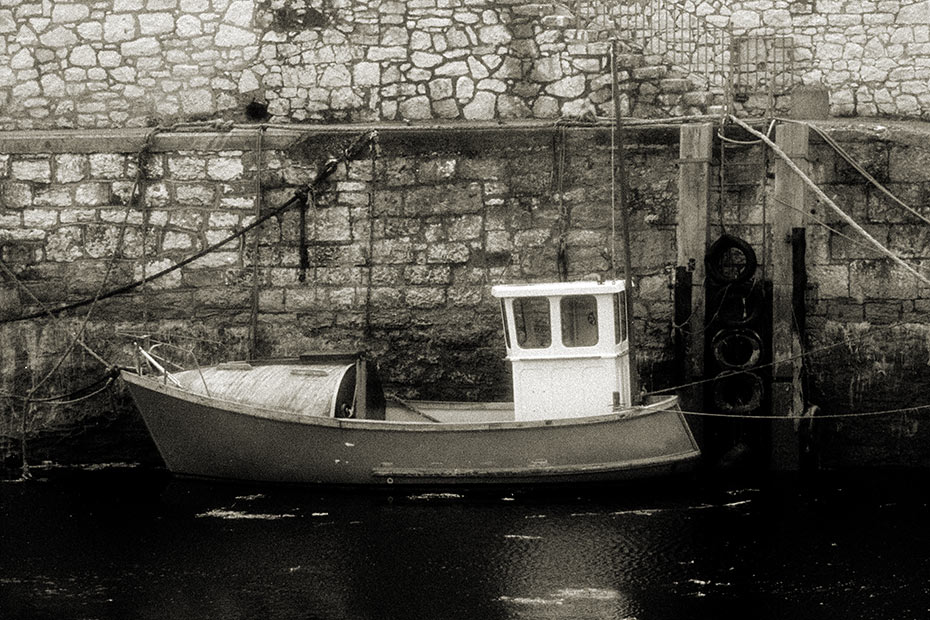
[385,399,515,424]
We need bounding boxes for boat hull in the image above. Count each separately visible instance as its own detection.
[122,371,700,487]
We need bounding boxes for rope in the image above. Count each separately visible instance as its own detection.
[729,115,930,287]
[556,126,569,281]
[0,368,121,404]
[363,133,379,342]
[249,126,265,359]
[778,118,930,228]
[645,317,928,398]
[1,130,378,325]
[679,402,930,420]
[137,128,157,323]
[717,118,728,235]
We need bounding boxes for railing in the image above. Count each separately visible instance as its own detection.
[564,0,798,114]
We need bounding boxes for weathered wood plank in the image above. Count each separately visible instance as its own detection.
[677,124,714,384]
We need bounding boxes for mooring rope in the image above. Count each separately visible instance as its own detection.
[249,126,266,359]
[678,402,930,420]
[0,130,378,325]
[729,114,930,287]
[645,317,930,399]
[778,118,930,228]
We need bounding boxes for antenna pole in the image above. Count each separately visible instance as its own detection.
[612,39,640,404]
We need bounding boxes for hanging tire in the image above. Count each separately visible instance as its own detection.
[706,234,757,284]
[711,328,763,370]
[707,281,763,327]
[712,371,764,413]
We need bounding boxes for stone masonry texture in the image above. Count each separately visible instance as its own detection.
[2,121,930,468]
[0,0,929,129]
[1,0,930,468]
[0,125,681,446]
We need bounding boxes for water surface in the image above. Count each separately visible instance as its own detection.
[2,466,929,619]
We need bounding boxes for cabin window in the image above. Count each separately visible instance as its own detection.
[560,295,599,347]
[513,297,551,348]
[500,300,511,349]
[614,292,627,343]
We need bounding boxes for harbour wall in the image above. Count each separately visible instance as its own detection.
[2,120,930,468]
[2,0,929,131]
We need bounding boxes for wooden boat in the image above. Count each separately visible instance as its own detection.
[121,280,700,487]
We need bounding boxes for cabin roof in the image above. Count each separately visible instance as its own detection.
[491,279,626,298]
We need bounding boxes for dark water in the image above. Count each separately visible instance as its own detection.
[2,466,930,620]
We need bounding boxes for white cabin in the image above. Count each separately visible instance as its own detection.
[491,280,631,422]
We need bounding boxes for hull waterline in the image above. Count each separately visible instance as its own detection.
[122,370,700,487]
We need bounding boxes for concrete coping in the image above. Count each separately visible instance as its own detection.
[0,119,690,154]
[1,118,926,154]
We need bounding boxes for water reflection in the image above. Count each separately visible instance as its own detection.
[2,467,930,619]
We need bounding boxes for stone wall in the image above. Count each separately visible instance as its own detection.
[2,0,928,130]
[3,121,930,468]
[0,124,681,445]
[572,0,930,119]
[707,120,930,468]
[803,122,930,467]
[0,0,627,129]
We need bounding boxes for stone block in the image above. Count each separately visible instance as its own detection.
[53,154,86,183]
[416,159,458,183]
[889,224,930,259]
[864,301,902,323]
[889,145,930,182]
[829,223,887,260]
[448,214,483,240]
[810,264,850,298]
[174,183,215,206]
[405,286,446,308]
[83,224,123,258]
[89,154,126,178]
[427,242,470,264]
[22,209,59,229]
[75,182,110,206]
[207,157,244,182]
[372,238,413,264]
[145,183,170,207]
[163,231,196,251]
[314,207,353,242]
[849,259,925,301]
[167,155,206,180]
[0,228,45,244]
[209,212,240,229]
[45,226,84,261]
[1,182,33,209]
[191,251,239,269]
[12,158,51,182]
[632,66,667,80]
[33,187,73,208]
[405,265,452,285]
[406,183,483,215]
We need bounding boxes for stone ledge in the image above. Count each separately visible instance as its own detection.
[0,120,685,154]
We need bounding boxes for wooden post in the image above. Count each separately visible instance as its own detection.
[676,124,714,411]
[770,122,809,471]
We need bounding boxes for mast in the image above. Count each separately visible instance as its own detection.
[611,38,640,404]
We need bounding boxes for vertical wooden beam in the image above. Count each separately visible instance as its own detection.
[770,122,809,471]
[676,124,714,413]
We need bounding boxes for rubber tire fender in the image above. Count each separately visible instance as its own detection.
[711,328,763,370]
[711,371,764,414]
[705,234,758,285]
[707,281,763,327]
